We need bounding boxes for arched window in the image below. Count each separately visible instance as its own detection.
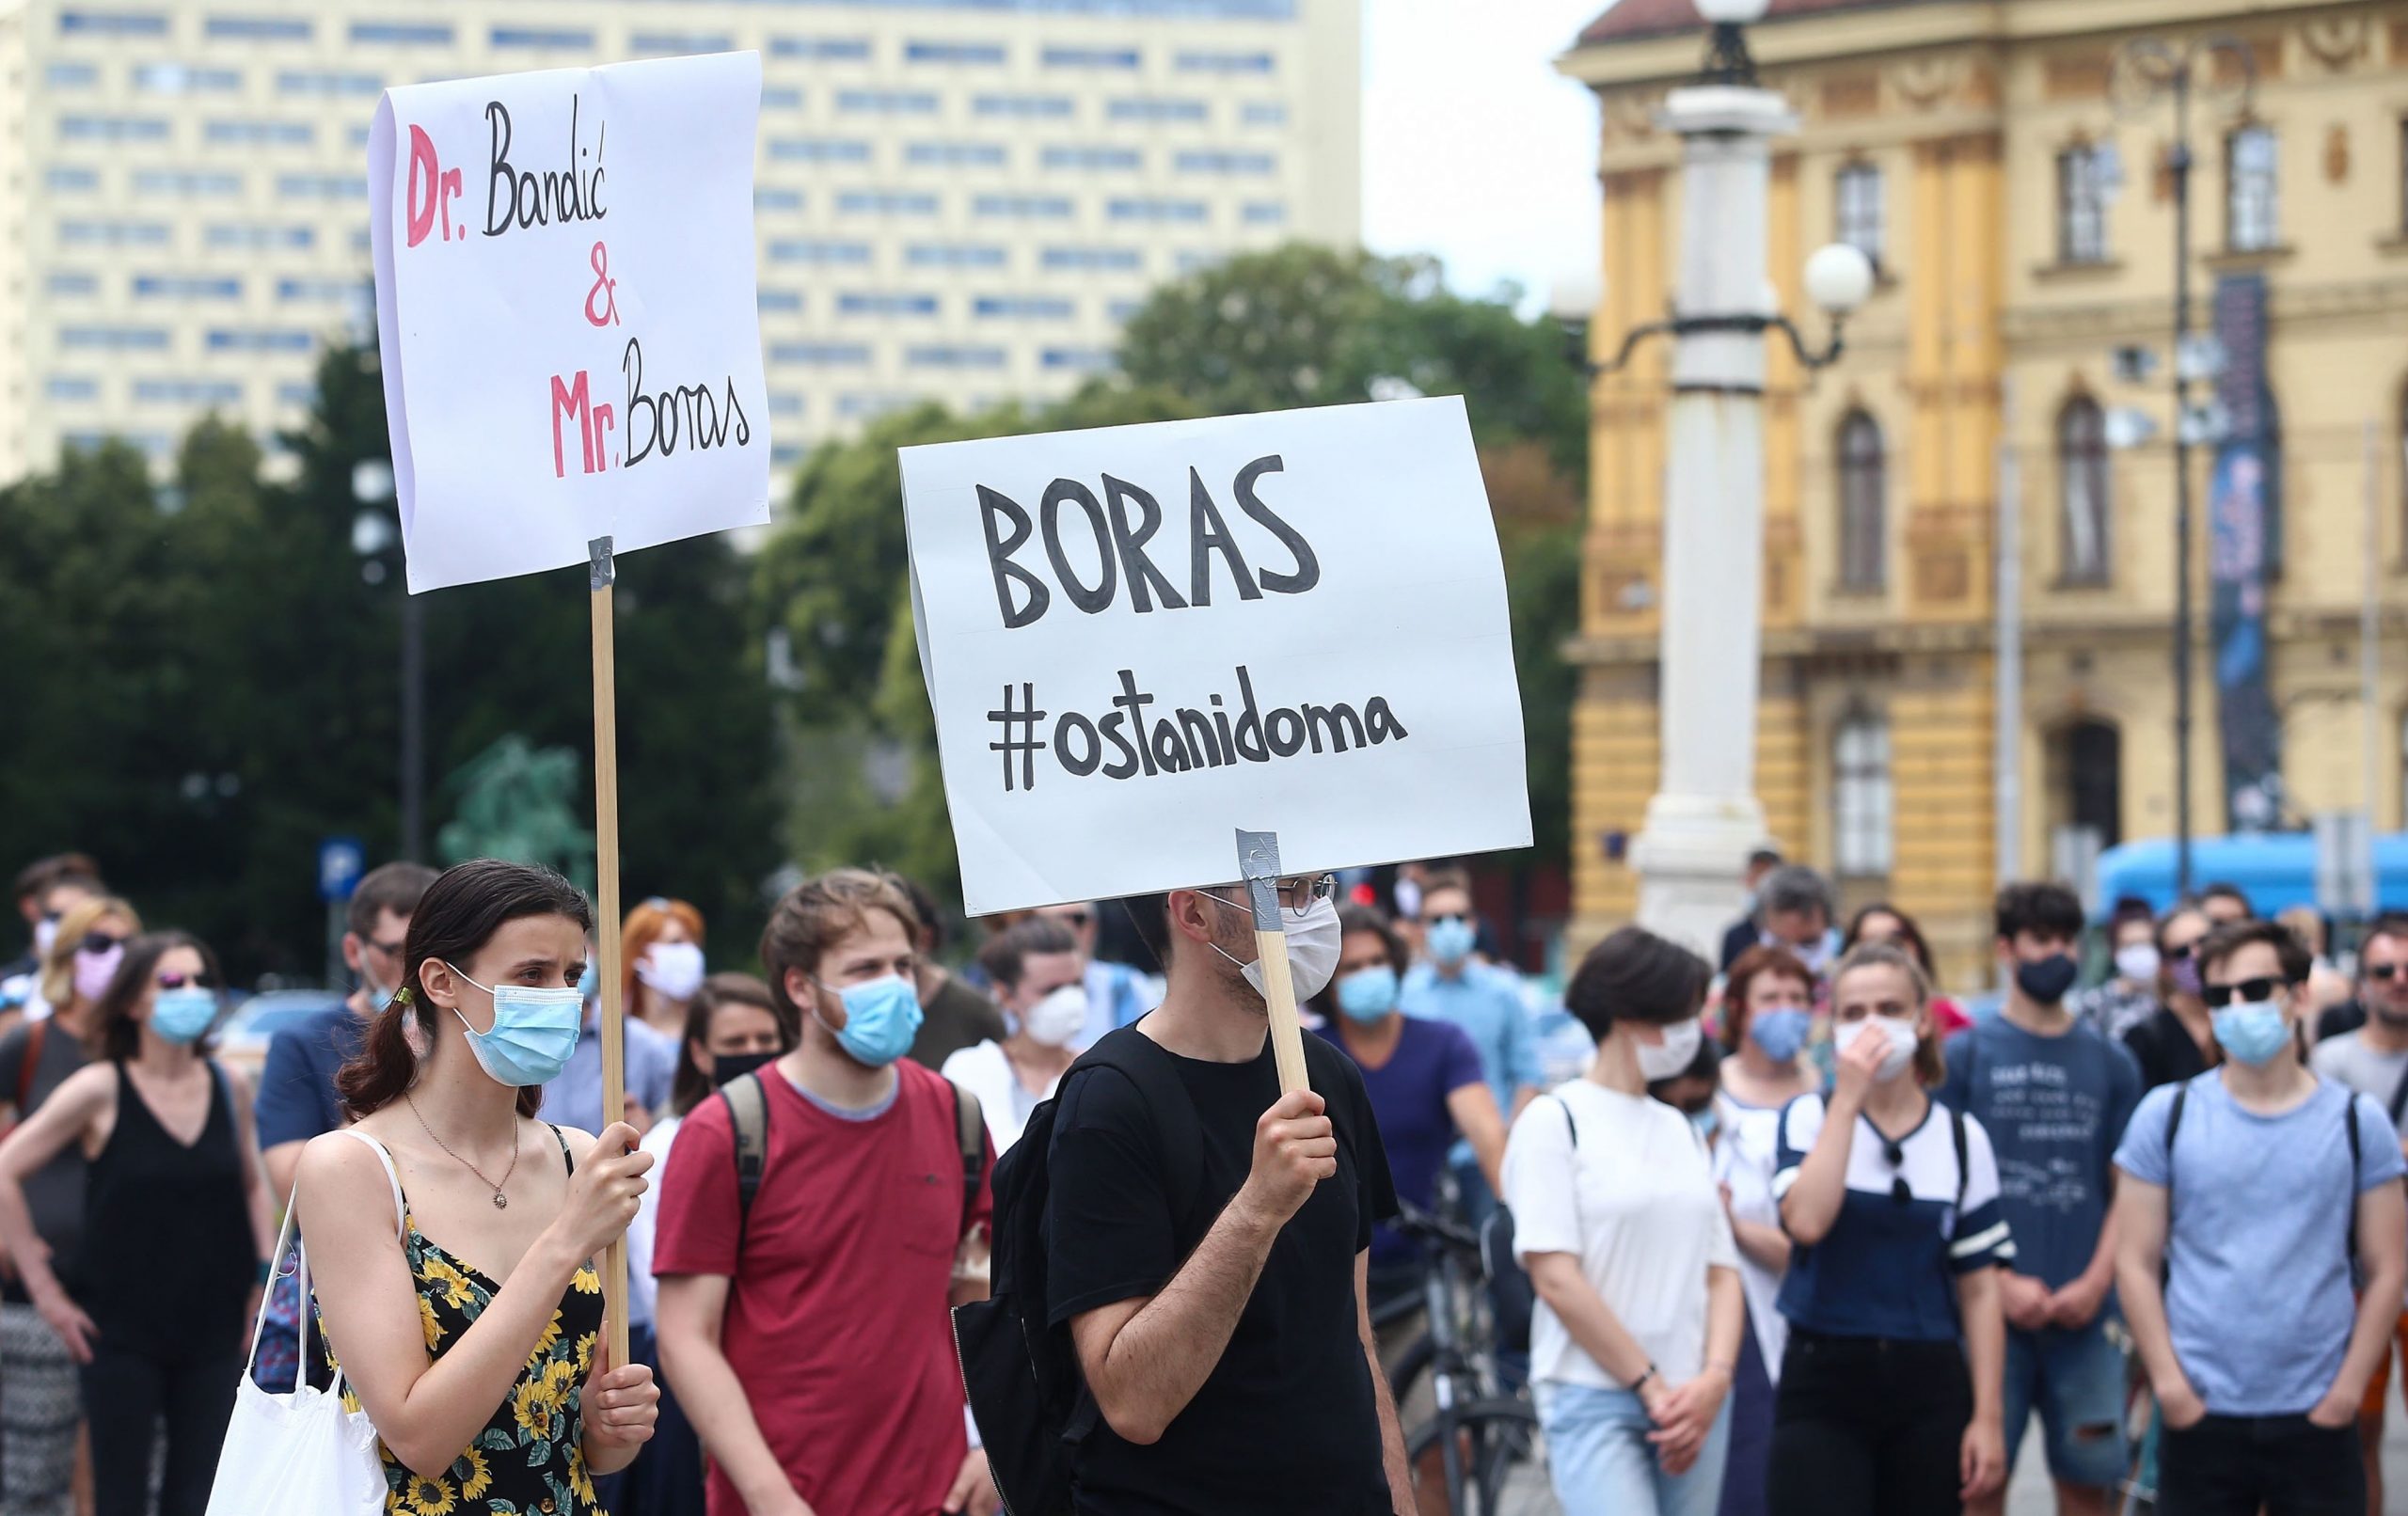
[2058,395,2111,585]
[1833,707,1893,877]
[1837,410,1886,592]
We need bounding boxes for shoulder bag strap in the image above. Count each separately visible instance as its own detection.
[1950,1105,1969,1212]
[2345,1093,2365,1266]
[949,1078,986,1237]
[720,1072,771,1254]
[289,1130,408,1401]
[14,1019,46,1113]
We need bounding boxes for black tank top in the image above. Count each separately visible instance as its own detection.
[80,1060,253,1356]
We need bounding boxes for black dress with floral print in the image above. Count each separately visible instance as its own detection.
[329,1126,608,1516]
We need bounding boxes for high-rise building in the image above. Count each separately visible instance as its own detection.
[1561,0,2408,982]
[0,0,1360,483]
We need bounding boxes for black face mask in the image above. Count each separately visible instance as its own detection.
[2016,953,2080,1005]
[712,1050,781,1087]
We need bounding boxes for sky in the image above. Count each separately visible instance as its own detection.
[1359,0,1610,316]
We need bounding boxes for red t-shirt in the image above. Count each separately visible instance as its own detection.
[655,1059,993,1516]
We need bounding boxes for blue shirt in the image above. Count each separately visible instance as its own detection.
[2114,1074,2404,1416]
[1773,1093,2015,1341]
[1318,1016,1485,1264]
[1399,962,1542,1117]
[254,998,365,1152]
[1939,1016,2142,1291]
[536,1011,678,1135]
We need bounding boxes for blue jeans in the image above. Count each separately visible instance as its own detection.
[1539,1380,1732,1516]
[2001,1318,2129,1490]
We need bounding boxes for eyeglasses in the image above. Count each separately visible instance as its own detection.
[2202,977,2289,1008]
[154,972,214,990]
[1206,874,1338,920]
[77,933,125,956]
[365,938,406,959]
[1055,910,1092,929]
[2369,964,2403,984]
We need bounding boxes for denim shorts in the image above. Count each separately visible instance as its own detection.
[2002,1318,2129,1490]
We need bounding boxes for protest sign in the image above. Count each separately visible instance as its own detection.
[900,397,1531,919]
[367,54,768,1361]
[369,52,770,594]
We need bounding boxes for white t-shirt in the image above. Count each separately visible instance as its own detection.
[1711,1091,1788,1382]
[626,1112,682,1327]
[939,1039,1060,1156]
[1503,1080,1738,1390]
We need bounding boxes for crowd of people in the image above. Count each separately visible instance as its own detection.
[0,841,2403,1516]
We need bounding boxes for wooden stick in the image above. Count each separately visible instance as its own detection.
[1236,829,1310,1095]
[589,537,630,1371]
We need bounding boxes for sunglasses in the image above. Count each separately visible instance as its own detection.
[2368,964,2403,983]
[365,938,406,959]
[2163,943,2196,961]
[78,933,126,956]
[2202,977,2289,1008]
[1054,910,1092,929]
[154,971,214,990]
[1878,1136,1911,1207]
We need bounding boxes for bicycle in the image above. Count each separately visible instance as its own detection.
[1386,1202,1560,1516]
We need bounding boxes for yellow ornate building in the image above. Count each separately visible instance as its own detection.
[1560,0,2408,985]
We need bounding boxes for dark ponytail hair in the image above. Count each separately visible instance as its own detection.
[337,859,594,1119]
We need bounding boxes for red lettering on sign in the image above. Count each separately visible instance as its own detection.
[549,371,616,478]
[404,125,465,248]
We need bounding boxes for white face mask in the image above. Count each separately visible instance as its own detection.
[1871,1014,1921,1083]
[33,918,58,958]
[1021,984,1088,1048]
[637,940,706,1001]
[1635,1016,1704,1082]
[2114,943,2161,985]
[1212,894,1343,1005]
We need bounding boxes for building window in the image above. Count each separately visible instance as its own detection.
[1042,145,1140,171]
[768,138,871,164]
[973,94,1073,119]
[837,292,939,316]
[1836,409,1887,592]
[490,27,592,49]
[1242,201,1288,226]
[2226,125,2278,251]
[1832,709,1893,878]
[204,118,313,147]
[205,327,312,352]
[134,274,242,299]
[906,345,1007,371]
[909,141,1005,168]
[59,325,172,351]
[768,342,871,367]
[2057,143,2109,264]
[974,194,1072,218]
[1043,46,1137,69]
[349,22,452,45]
[1242,102,1289,126]
[46,62,101,87]
[1175,50,1273,73]
[204,222,311,250]
[974,295,1073,319]
[1107,197,1208,224]
[47,273,101,297]
[837,89,938,116]
[761,87,803,110]
[754,188,803,212]
[204,14,309,40]
[757,290,803,313]
[45,166,101,193]
[59,9,169,36]
[905,243,1006,269]
[836,189,939,216]
[768,36,869,60]
[1835,162,1883,267]
[276,71,381,97]
[2058,395,2111,584]
[1043,348,1117,372]
[1106,97,1208,123]
[627,31,730,56]
[766,240,872,266]
[46,375,101,402]
[1175,150,1275,174]
[58,115,170,142]
[906,40,1005,64]
[1041,246,1142,272]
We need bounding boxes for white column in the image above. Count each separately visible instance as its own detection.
[1632,85,1797,960]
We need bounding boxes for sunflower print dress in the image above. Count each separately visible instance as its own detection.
[329,1125,610,1516]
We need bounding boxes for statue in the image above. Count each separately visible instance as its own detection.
[436,734,594,891]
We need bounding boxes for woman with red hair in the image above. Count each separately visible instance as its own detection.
[625,898,706,1040]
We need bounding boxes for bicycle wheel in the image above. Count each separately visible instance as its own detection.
[1404,1398,1561,1516]
[1386,1332,1434,1408]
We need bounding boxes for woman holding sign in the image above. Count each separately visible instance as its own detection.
[295,860,659,1516]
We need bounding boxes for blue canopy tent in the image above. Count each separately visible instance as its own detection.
[2093,832,2408,917]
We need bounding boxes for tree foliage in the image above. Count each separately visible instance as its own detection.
[0,343,783,983]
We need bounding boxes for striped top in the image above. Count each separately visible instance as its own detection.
[1772,1092,2014,1342]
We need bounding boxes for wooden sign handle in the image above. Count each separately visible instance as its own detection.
[589,538,630,1373]
[1236,829,1310,1096]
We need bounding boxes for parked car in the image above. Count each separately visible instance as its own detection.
[214,988,345,1082]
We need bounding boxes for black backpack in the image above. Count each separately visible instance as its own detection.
[958,1025,1342,1516]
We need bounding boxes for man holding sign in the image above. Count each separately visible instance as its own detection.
[909,398,1526,1513]
[1044,882,1412,1511]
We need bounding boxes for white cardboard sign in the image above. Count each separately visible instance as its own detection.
[900,398,1531,915]
[369,54,771,593]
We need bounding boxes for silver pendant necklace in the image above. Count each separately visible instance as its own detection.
[404,1093,520,1208]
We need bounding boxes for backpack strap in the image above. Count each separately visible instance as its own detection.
[1949,1104,1969,1212]
[1070,1027,1208,1235]
[949,1078,986,1237]
[13,1018,47,1115]
[720,1071,771,1255]
[2345,1091,2364,1268]
[2163,1079,2190,1201]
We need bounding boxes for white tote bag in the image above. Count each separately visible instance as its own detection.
[205,1133,407,1516]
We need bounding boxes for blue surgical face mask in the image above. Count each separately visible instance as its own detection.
[150,987,220,1046]
[445,964,584,1088]
[1336,966,1400,1024]
[1750,1005,1811,1065]
[1688,1105,1719,1142]
[2211,1001,2291,1066]
[1425,916,1477,967]
[813,973,923,1069]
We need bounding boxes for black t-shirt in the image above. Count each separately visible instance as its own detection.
[2123,1004,2213,1093]
[0,1019,91,1303]
[1046,1031,1398,1516]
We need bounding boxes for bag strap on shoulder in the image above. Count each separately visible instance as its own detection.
[334,1129,407,1240]
[1070,1027,1207,1230]
[949,1078,986,1236]
[13,1018,46,1114]
[720,1071,771,1255]
[2345,1091,2365,1265]
[1949,1105,1969,1212]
